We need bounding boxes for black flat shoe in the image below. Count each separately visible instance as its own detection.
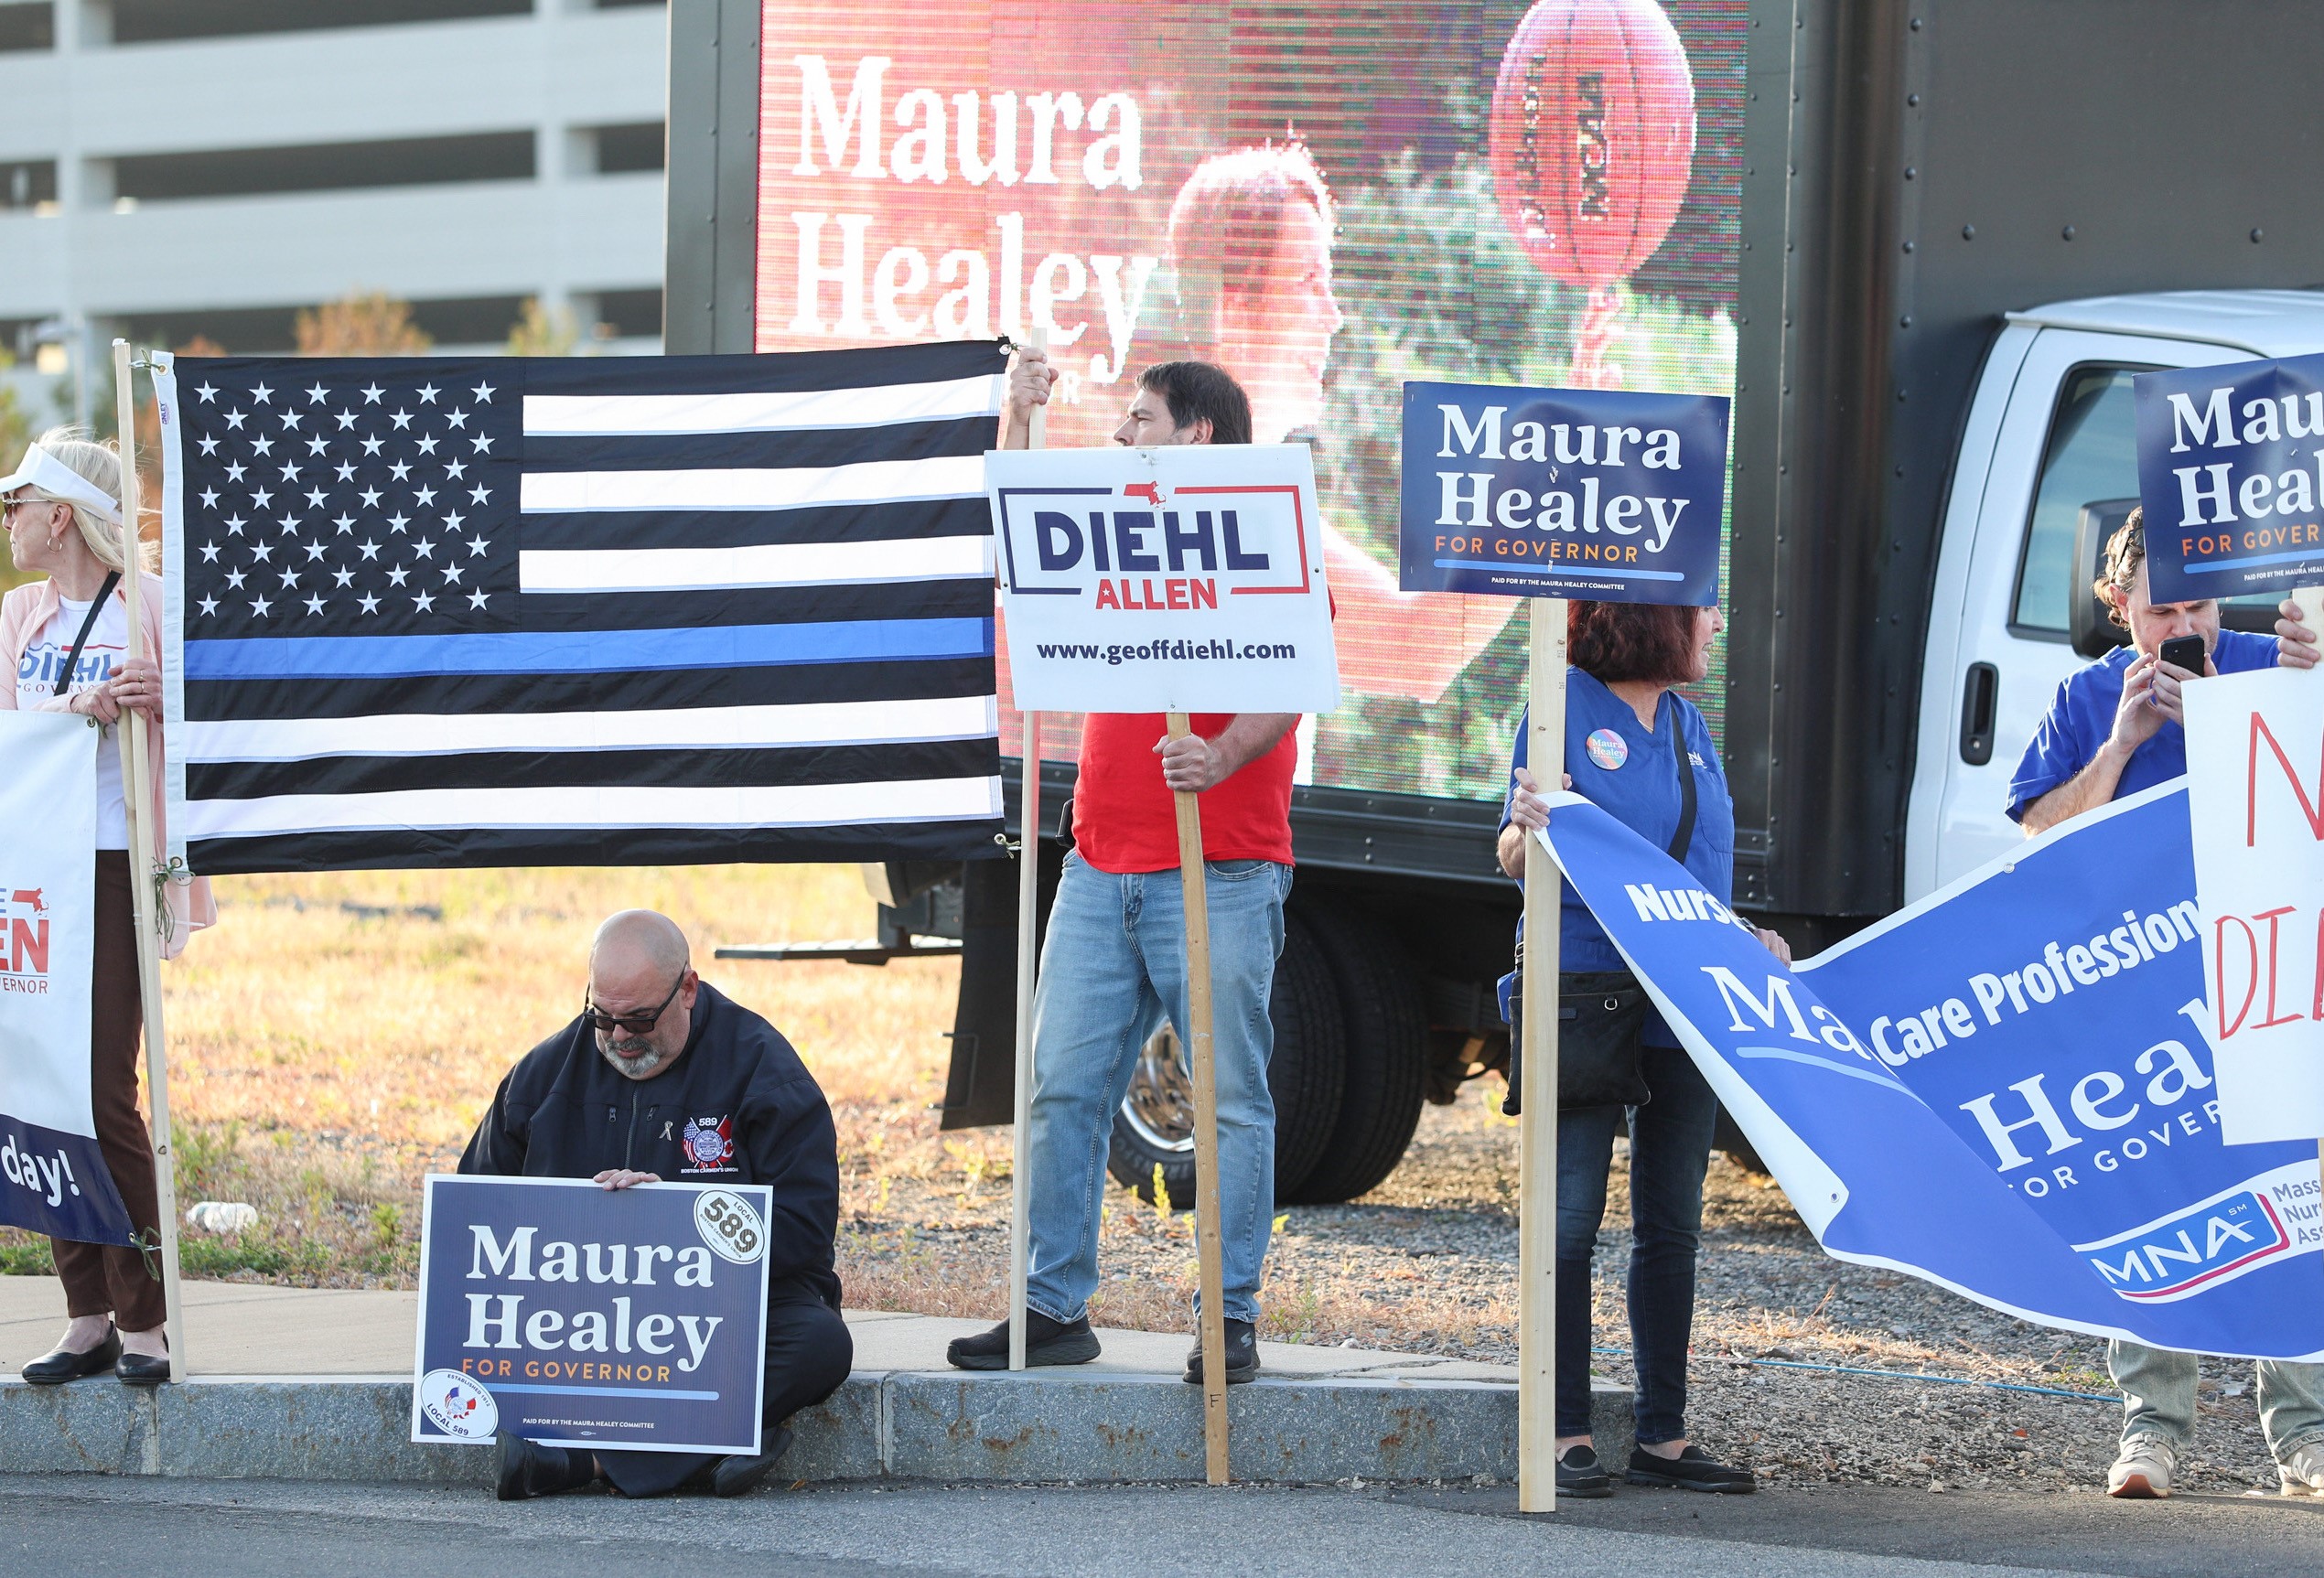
[1183,1318,1260,1386]
[712,1425,795,1498]
[946,1310,1103,1370]
[1556,1444,1614,1497]
[494,1432,599,1500]
[115,1349,170,1387]
[21,1326,121,1385]
[1626,1444,1755,1494]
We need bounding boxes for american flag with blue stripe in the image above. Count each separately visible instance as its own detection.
[155,342,1006,874]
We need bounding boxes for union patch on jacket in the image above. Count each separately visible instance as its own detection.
[680,1114,737,1175]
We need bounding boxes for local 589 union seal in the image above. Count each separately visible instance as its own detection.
[416,1367,500,1440]
[693,1187,766,1265]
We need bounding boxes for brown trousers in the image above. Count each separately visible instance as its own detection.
[49,851,167,1333]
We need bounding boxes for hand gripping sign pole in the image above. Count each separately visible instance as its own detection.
[112,339,188,1379]
[1167,713,1233,1486]
[1517,596,1567,1512]
[1006,328,1048,1374]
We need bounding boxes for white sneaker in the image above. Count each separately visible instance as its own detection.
[2278,1443,2324,1497]
[2107,1433,2177,1498]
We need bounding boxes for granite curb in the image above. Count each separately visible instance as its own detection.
[1,1370,1634,1487]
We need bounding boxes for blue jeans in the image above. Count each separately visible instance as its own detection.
[1557,1041,1717,1444]
[2108,1340,2324,1461]
[1024,851,1289,1326]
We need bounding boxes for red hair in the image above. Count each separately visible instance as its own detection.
[1567,601,1701,686]
[1164,143,1335,358]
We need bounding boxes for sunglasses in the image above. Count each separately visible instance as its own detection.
[583,971,687,1036]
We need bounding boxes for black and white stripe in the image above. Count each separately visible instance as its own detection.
[159,341,1008,874]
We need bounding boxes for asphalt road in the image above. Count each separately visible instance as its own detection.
[3,1475,2319,1578]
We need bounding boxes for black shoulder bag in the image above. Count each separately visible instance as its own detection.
[1501,707,1696,1115]
[51,571,124,703]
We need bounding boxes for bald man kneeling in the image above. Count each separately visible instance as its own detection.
[460,910,851,1500]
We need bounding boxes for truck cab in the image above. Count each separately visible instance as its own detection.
[1908,293,2324,896]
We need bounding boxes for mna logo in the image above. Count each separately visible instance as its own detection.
[2082,1188,2294,1302]
[1,886,50,984]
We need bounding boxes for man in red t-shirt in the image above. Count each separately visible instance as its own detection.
[947,352,1295,1386]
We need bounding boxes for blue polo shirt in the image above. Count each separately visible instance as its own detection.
[1500,670,1735,1046]
[2006,628,2276,822]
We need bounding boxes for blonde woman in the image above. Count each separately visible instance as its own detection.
[2,426,214,1385]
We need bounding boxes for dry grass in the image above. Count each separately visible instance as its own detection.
[0,863,963,1286]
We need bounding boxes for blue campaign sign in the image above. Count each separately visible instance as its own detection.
[412,1175,772,1454]
[1398,381,1727,602]
[1537,782,2324,1359]
[2135,352,2324,602]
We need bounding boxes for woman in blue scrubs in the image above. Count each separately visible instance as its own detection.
[1498,600,1789,1497]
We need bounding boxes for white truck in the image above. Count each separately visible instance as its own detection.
[669,0,2324,1199]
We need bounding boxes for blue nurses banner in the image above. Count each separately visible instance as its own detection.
[1397,381,1727,602]
[413,1175,773,1454]
[2135,352,2324,602]
[1537,782,2324,1359]
[0,713,135,1246]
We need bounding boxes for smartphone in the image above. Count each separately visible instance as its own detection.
[2158,634,2206,674]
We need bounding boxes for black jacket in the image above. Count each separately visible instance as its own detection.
[458,982,841,1309]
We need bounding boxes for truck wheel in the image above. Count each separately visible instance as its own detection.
[1282,907,1428,1205]
[1105,912,1345,1210]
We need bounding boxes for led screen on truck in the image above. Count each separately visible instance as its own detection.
[757,0,1744,802]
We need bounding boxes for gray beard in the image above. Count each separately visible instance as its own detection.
[597,1035,671,1080]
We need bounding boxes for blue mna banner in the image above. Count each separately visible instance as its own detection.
[2136,352,2324,601]
[413,1175,772,1454]
[1397,381,1727,602]
[1537,782,2324,1359]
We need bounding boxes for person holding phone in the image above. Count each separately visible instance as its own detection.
[2012,508,2306,833]
[2007,507,2324,1498]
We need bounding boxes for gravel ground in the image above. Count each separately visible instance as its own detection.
[837,1079,2295,1497]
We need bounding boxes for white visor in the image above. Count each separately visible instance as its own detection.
[0,444,123,525]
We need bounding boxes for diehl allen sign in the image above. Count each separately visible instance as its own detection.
[2135,351,2324,601]
[1397,381,1727,604]
[413,1175,773,1455]
[987,444,1340,714]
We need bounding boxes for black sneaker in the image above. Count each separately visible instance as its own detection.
[946,1309,1102,1369]
[1182,1318,1259,1386]
[1626,1444,1755,1494]
[1556,1444,1614,1497]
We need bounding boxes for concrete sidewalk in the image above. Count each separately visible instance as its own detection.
[0,1277,1624,1485]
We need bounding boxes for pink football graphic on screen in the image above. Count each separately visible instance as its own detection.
[1488,0,1698,291]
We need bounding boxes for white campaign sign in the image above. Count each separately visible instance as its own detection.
[2184,666,2324,1144]
[987,444,1340,714]
[0,712,131,1242]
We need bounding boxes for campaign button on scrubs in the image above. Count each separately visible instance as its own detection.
[1585,728,1629,771]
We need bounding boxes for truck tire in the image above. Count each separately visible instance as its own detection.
[1105,912,1346,1210]
[1283,907,1429,1205]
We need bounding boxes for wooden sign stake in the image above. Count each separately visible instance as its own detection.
[1167,712,1233,1485]
[111,339,188,1379]
[1517,595,1569,1511]
[1006,329,1048,1372]
[1006,703,1039,1371]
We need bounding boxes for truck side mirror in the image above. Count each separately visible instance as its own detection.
[2071,499,2139,660]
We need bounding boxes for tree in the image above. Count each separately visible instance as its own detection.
[295,292,432,357]
[506,297,581,357]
